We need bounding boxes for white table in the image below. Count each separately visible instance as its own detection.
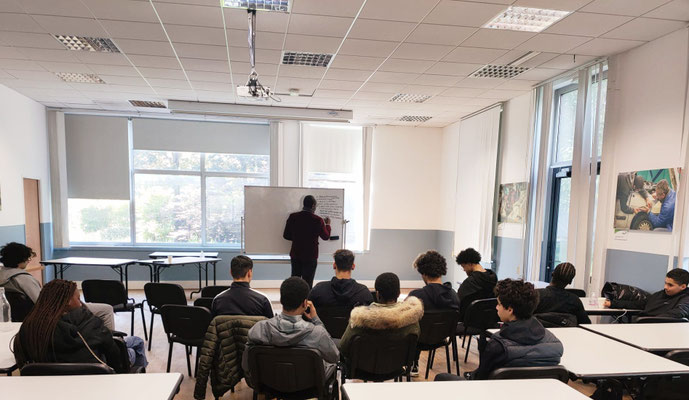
[137,257,221,298]
[2,372,183,400]
[582,323,689,352]
[40,257,139,292]
[582,297,642,318]
[0,322,20,375]
[149,251,219,259]
[342,379,591,400]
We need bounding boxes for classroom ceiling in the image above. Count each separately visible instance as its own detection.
[0,0,687,127]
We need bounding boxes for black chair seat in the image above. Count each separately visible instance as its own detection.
[112,302,138,312]
[488,365,569,382]
[169,335,204,348]
[456,323,482,336]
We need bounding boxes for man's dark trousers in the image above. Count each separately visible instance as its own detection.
[291,259,318,288]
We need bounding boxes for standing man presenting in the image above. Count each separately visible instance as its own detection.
[283,195,331,288]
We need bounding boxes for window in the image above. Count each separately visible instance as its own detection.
[68,199,131,243]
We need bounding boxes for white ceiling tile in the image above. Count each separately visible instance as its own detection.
[644,0,689,21]
[406,24,477,46]
[480,89,529,100]
[138,67,187,79]
[538,54,595,69]
[100,75,150,86]
[20,0,93,18]
[351,91,391,100]
[155,88,197,99]
[0,45,29,59]
[0,32,64,49]
[115,39,175,57]
[582,0,670,17]
[493,51,559,68]
[275,77,321,92]
[442,46,508,63]
[391,43,454,61]
[88,64,142,77]
[313,88,354,99]
[0,13,46,33]
[128,54,180,68]
[100,21,168,41]
[147,78,191,89]
[273,96,312,106]
[517,33,591,53]
[360,81,407,93]
[32,16,109,37]
[544,12,633,37]
[424,1,506,27]
[462,29,536,50]
[291,0,366,17]
[164,25,226,46]
[173,43,227,60]
[330,55,385,70]
[369,71,419,83]
[73,51,131,65]
[425,62,482,76]
[494,79,539,90]
[37,61,94,73]
[361,0,441,22]
[228,47,281,64]
[153,2,224,27]
[514,68,565,81]
[441,86,487,97]
[5,69,63,82]
[278,64,327,79]
[0,1,24,13]
[186,70,230,82]
[399,84,446,96]
[226,29,284,49]
[233,73,276,86]
[512,0,591,11]
[570,37,645,56]
[349,19,416,42]
[288,14,353,37]
[17,48,80,63]
[309,98,349,106]
[284,34,342,53]
[455,77,504,88]
[231,61,278,75]
[194,82,233,92]
[0,59,44,71]
[339,39,398,57]
[379,58,435,73]
[602,18,686,42]
[0,70,16,79]
[413,74,462,86]
[223,8,289,33]
[82,0,160,23]
[318,80,365,90]
[324,68,372,81]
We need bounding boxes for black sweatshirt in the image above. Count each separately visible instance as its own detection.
[211,281,274,318]
[457,269,498,320]
[409,283,460,311]
[308,277,373,308]
[611,288,689,319]
[535,286,591,325]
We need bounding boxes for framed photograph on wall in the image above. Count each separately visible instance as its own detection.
[498,182,528,224]
[614,168,681,232]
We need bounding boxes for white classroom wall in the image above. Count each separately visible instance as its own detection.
[0,85,51,228]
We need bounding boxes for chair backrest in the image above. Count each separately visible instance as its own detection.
[636,316,689,324]
[193,297,213,311]
[5,290,34,322]
[160,305,212,341]
[247,346,327,398]
[666,350,689,366]
[488,365,569,383]
[201,285,230,298]
[21,363,114,376]
[565,288,586,298]
[347,333,418,380]
[463,298,500,330]
[418,309,460,346]
[535,312,577,328]
[144,282,187,310]
[81,280,128,306]
[317,305,352,339]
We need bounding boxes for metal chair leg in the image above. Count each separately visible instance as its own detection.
[425,349,434,380]
[464,335,472,363]
[130,310,135,336]
[452,337,460,375]
[148,313,155,351]
[166,341,173,372]
[185,345,192,377]
[444,344,451,374]
[194,346,200,377]
[462,334,467,348]
[140,305,148,341]
[429,348,436,369]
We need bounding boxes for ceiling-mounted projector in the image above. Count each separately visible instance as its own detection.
[237,10,280,102]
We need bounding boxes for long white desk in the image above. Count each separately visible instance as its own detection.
[582,323,689,352]
[137,257,221,298]
[342,379,590,400]
[0,322,20,375]
[2,372,183,400]
[582,297,642,317]
[40,257,139,292]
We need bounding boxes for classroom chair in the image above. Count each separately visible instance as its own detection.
[144,282,187,351]
[193,297,213,311]
[565,288,587,298]
[488,365,569,382]
[246,346,339,400]
[200,285,231,298]
[21,363,114,376]
[457,298,499,363]
[635,316,689,323]
[160,304,212,377]
[342,333,418,383]
[642,350,689,399]
[82,279,147,340]
[418,309,460,379]
[5,289,33,322]
[317,305,352,339]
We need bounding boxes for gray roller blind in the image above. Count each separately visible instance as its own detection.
[132,118,270,155]
[65,115,130,200]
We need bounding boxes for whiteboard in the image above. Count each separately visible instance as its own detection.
[244,186,344,256]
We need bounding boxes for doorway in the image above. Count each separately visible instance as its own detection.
[23,178,43,284]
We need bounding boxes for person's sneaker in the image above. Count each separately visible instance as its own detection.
[410,363,419,377]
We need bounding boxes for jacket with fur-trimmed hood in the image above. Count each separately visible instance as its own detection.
[338,296,424,357]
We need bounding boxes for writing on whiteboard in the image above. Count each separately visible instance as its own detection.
[316,194,343,220]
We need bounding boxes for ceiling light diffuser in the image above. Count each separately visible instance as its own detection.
[470,65,529,79]
[399,115,432,122]
[484,6,570,33]
[53,35,120,53]
[55,72,105,84]
[389,93,432,103]
[282,51,333,67]
[223,0,290,12]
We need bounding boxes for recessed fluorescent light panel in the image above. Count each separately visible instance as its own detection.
[484,6,570,32]
[389,93,432,103]
[399,115,432,123]
[223,0,290,12]
[282,51,333,67]
[129,100,167,108]
[53,35,120,53]
[55,72,105,84]
[470,65,529,79]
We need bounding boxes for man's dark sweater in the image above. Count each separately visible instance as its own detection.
[535,286,591,325]
[211,281,274,318]
[457,269,498,320]
[309,277,373,309]
[611,288,689,319]
[409,283,460,311]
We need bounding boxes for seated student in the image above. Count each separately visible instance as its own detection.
[408,250,460,311]
[604,268,689,319]
[534,262,591,325]
[308,249,373,309]
[0,242,115,330]
[14,279,147,371]
[212,255,273,318]
[455,248,497,320]
[242,277,339,375]
[339,272,424,357]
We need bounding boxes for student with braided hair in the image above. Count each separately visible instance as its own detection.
[13,279,147,371]
[534,262,590,325]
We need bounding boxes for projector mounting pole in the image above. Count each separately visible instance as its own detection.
[247,10,257,76]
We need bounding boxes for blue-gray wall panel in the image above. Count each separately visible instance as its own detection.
[494,236,524,279]
[0,225,25,246]
[605,248,668,293]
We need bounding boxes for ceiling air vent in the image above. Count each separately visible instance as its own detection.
[399,115,432,123]
[389,93,431,103]
[282,51,333,67]
[53,35,121,53]
[55,72,105,84]
[129,100,167,108]
[223,0,291,12]
[470,65,529,79]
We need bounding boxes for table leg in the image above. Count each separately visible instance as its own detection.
[60,264,64,279]
[204,262,209,287]
[53,264,58,280]
[124,264,129,294]
[213,262,217,285]
[189,263,202,299]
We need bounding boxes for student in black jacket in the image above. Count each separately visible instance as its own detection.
[212,255,274,318]
[409,250,459,311]
[455,248,497,320]
[604,268,689,319]
[535,262,591,325]
[308,249,373,309]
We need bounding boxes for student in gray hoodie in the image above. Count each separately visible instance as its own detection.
[242,276,339,377]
